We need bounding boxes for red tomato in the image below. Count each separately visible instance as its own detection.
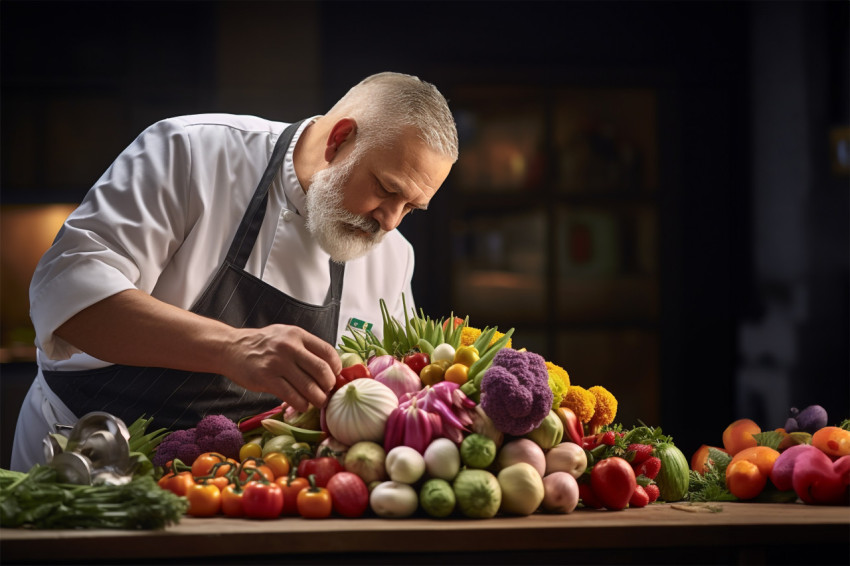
[158,471,195,497]
[403,352,430,376]
[326,471,369,518]
[241,481,284,519]
[297,457,343,487]
[221,484,245,517]
[276,475,310,515]
[186,483,222,517]
[590,457,637,511]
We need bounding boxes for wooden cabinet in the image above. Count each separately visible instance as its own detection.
[447,85,663,426]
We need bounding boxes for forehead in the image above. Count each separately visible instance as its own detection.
[365,129,453,200]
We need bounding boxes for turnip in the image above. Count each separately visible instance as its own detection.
[541,471,580,514]
[344,441,387,484]
[369,481,419,518]
[545,441,587,478]
[385,445,426,484]
[498,462,545,515]
[423,438,461,481]
[497,438,546,476]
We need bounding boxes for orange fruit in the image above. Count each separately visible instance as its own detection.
[443,363,469,385]
[722,418,761,456]
[690,444,727,474]
[725,459,767,500]
[729,446,779,477]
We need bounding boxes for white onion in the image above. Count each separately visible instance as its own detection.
[325,379,398,446]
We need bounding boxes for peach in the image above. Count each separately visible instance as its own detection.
[722,418,761,456]
[690,444,727,474]
[812,426,850,459]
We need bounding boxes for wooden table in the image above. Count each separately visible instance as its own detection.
[2,502,849,565]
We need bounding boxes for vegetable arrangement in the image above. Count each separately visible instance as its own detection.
[687,406,850,505]
[137,296,702,521]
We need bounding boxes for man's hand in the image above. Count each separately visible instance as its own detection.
[224,325,341,411]
[54,289,342,412]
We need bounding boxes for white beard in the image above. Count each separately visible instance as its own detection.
[305,150,387,263]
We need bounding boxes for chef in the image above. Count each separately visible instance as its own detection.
[11,72,458,472]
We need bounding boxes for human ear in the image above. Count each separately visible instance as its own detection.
[324,117,358,162]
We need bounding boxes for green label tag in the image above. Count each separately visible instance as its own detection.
[347,317,373,332]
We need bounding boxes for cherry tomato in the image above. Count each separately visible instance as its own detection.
[186,483,222,517]
[221,484,245,517]
[297,475,332,519]
[242,481,284,519]
[326,471,369,518]
[297,457,343,487]
[590,457,637,511]
[191,452,228,478]
[453,345,480,367]
[419,363,446,386]
[443,363,469,385]
[201,475,230,491]
[264,452,291,479]
[158,471,195,497]
[276,475,310,515]
[402,352,430,376]
[239,458,275,483]
[239,440,263,462]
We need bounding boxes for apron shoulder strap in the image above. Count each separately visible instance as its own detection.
[226,120,304,268]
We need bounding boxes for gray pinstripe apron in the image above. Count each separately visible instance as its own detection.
[43,120,345,430]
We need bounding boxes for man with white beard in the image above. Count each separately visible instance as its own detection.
[11,72,458,471]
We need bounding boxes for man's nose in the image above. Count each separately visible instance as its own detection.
[374,200,406,231]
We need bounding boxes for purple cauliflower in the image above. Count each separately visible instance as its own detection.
[195,414,243,460]
[479,348,553,437]
[153,428,199,467]
[152,414,243,467]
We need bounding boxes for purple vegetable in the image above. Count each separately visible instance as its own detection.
[795,405,828,434]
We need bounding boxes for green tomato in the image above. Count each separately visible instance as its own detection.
[453,469,501,519]
[419,478,456,518]
[339,352,365,368]
[460,433,497,469]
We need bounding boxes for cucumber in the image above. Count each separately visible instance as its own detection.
[654,442,690,502]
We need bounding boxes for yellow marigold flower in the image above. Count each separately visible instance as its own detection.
[460,327,513,350]
[587,385,618,434]
[460,326,481,347]
[491,330,512,349]
[561,385,596,423]
[546,361,570,410]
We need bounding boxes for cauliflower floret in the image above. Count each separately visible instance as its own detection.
[479,348,553,436]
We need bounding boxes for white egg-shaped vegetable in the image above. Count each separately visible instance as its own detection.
[325,379,398,446]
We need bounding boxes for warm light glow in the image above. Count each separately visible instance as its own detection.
[1,204,78,346]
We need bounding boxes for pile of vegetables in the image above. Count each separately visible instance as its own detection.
[142,295,701,520]
[687,406,850,505]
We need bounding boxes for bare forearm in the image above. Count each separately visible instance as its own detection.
[54,289,239,375]
[53,289,341,411]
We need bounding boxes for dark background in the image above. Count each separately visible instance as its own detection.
[1,0,848,469]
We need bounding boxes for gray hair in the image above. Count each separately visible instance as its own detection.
[326,72,459,163]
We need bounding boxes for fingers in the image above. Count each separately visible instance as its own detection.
[229,325,341,411]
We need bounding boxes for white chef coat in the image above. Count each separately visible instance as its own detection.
[12,114,415,471]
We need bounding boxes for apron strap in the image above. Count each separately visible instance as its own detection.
[226,120,304,268]
[328,259,345,303]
